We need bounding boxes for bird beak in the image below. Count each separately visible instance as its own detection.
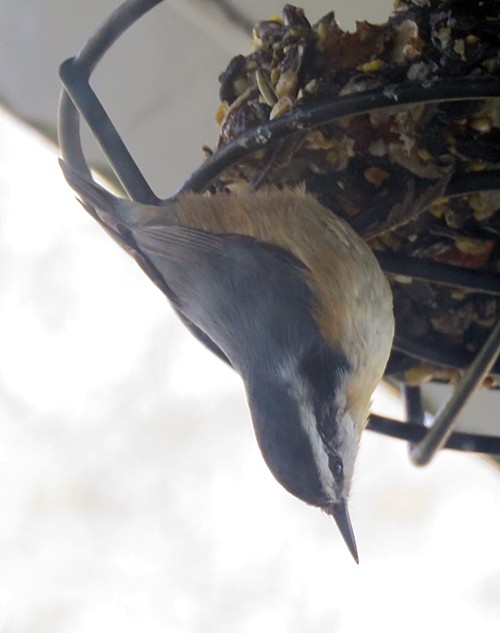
[330,501,359,564]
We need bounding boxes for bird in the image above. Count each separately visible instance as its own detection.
[60,159,394,563]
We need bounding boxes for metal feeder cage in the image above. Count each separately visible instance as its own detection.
[58,0,500,465]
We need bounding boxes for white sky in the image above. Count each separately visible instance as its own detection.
[1,109,500,632]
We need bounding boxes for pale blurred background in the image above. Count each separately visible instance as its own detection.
[0,1,499,631]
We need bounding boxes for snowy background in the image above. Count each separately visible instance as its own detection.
[1,109,500,632]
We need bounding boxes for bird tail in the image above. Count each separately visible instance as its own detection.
[59,158,168,230]
[59,158,121,216]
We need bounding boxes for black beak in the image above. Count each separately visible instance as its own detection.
[330,501,359,564]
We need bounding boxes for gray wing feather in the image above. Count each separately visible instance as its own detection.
[128,224,314,370]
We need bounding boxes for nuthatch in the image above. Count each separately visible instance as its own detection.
[60,160,394,563]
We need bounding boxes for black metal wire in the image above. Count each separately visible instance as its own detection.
[446,170,500,199]
[59,59,160,204]
[410,318,500,465]
[368,415,500,455]
[177,77,500,195]
[57,0,500,459]
[377,251,500,297]
[57,0,163,203]
[393,333,500,376]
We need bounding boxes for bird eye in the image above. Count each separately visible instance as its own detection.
[329,456,343,478]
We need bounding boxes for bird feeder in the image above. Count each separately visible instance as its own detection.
[58,0,500,465]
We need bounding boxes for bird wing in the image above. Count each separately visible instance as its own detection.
[60,159,312,367]
[128,223,313,370]
[60,159,232,364]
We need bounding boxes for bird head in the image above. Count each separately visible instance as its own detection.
[245,342,362,563]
